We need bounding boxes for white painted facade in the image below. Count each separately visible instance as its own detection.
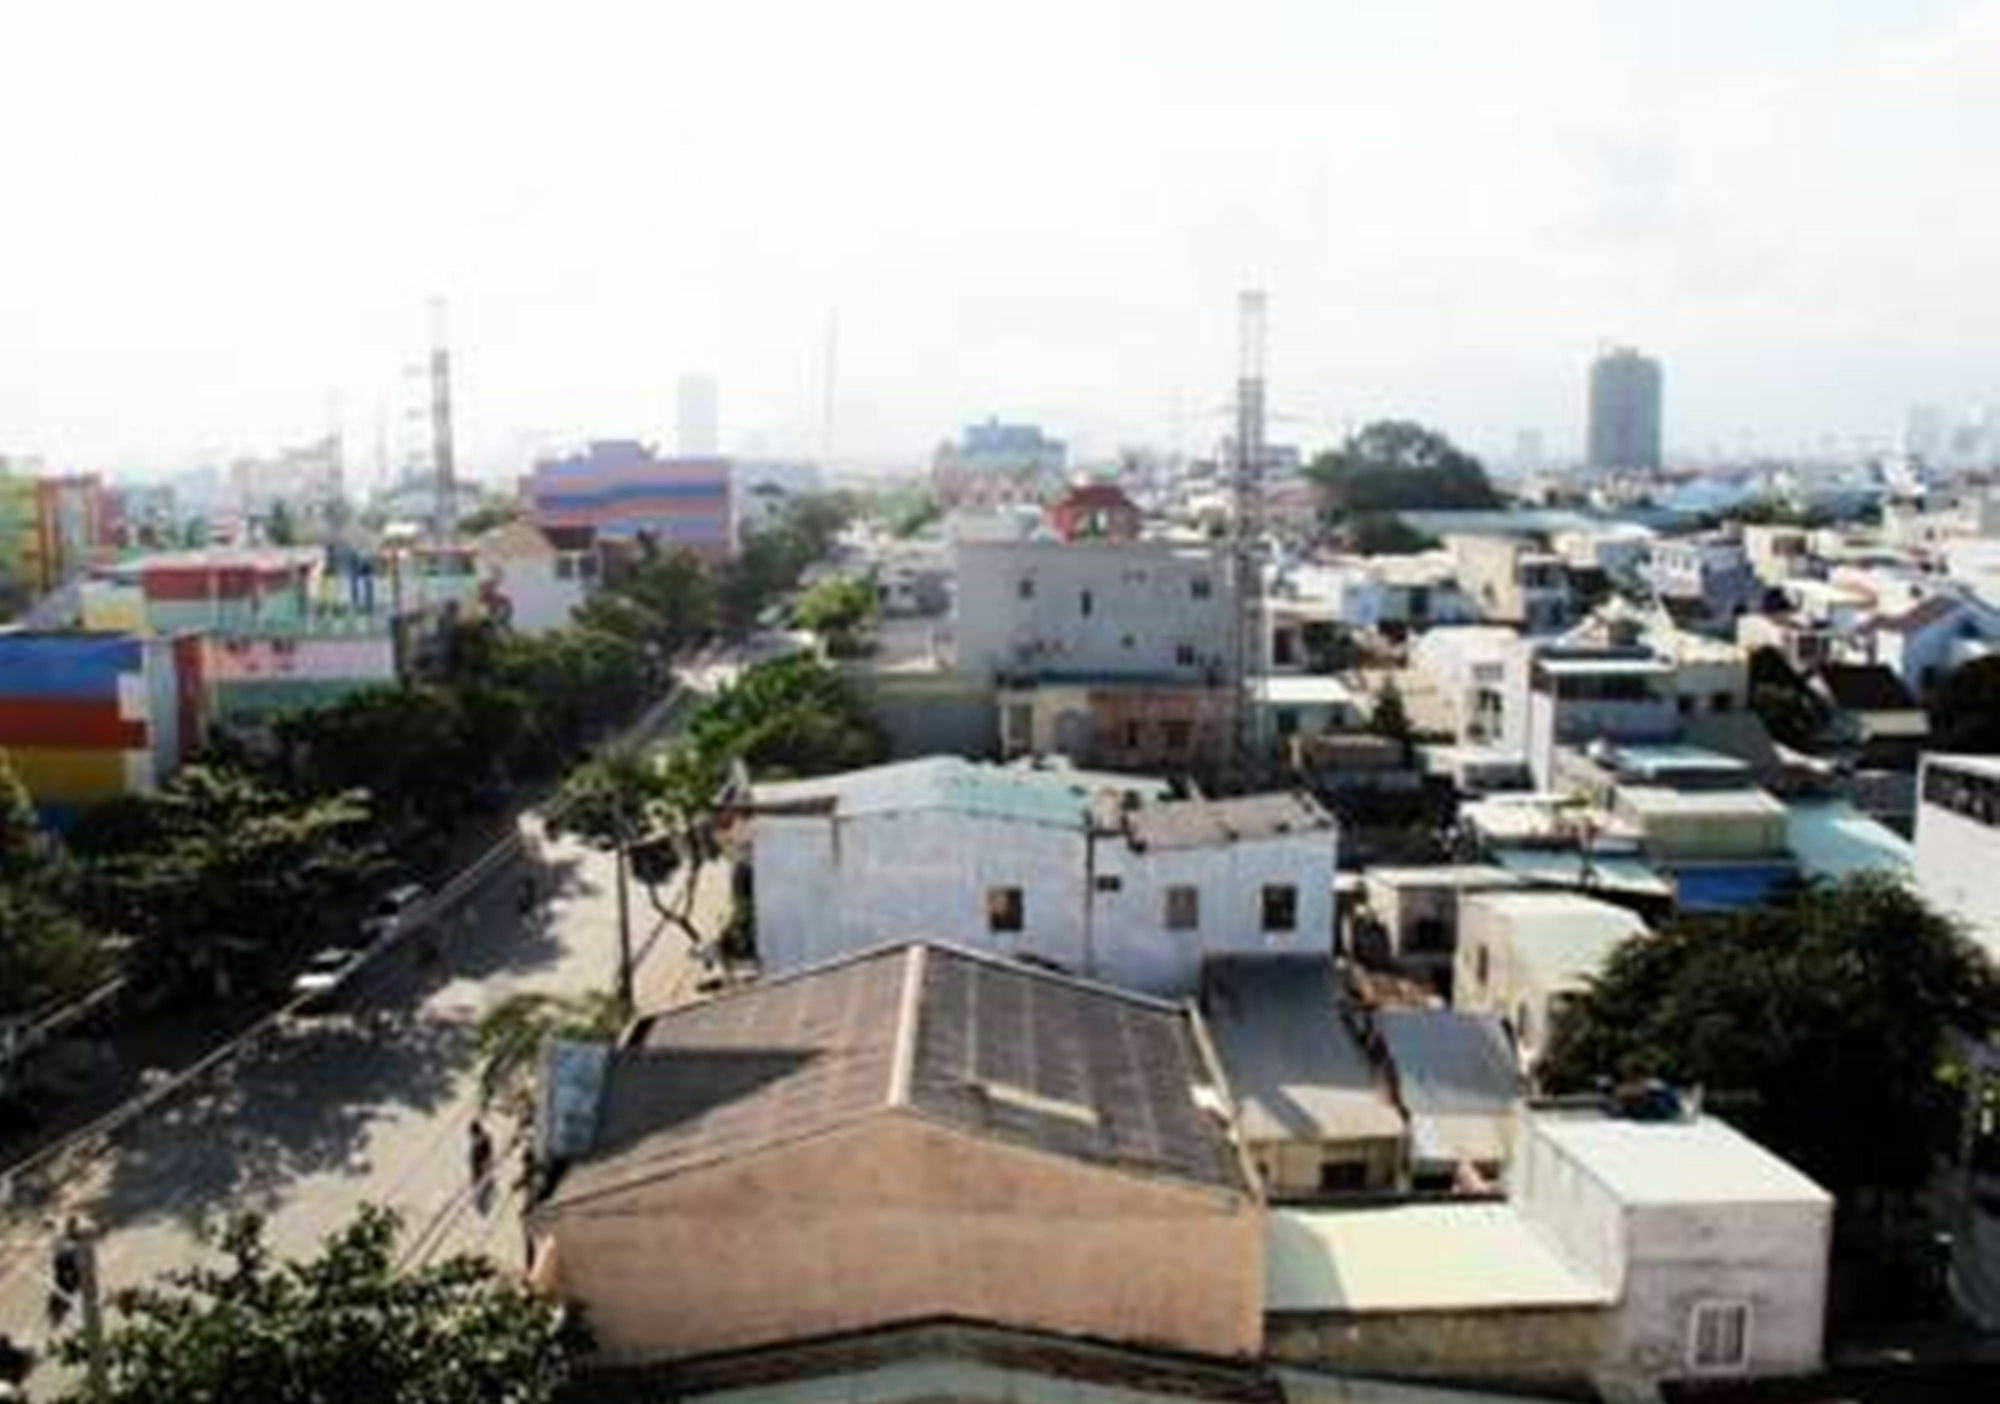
[953,539,1234,683]
[1513,1111,1834,1380]
[1913,753,2000,961]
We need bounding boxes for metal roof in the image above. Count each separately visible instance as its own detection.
[1201,958,1406,1146]
[1265,1204,1612,1313]
[1461,892,1649,992]
[1529,1111,1831,1207]
[546,943,1253,1209]
[1376,1010,1521,1169]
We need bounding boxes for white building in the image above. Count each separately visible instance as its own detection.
[953,539,1233,684]
[1453,891,1649,1070]
[1914,753,2000,961]
[748,758,1338,996]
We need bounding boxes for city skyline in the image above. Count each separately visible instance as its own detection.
[6,1,2000,476]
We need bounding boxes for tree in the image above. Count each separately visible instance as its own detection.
[1747,646,1830,751]
[1304,421,1503,516]
[1540,873,2000,1208]
[1930,655,2000,752]
[793,576,877,656]
[56,1205,574,1404]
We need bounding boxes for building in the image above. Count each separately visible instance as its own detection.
[1914,753,2000,961]
[1586,346,1663,474]
[1265,1102,1832,1387]
[1200,956,1406,1196]
[676,374,719,457]
[526,942,1263,1364]
[1375,1009,1521,1190]
[1453,891,1649,1072]
[527,440,733,563]
[746,758,1337,996]
[0,631,199,823]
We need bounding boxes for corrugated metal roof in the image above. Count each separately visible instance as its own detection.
[1265,1204,1612,1313]
[1201,958,1405,1146]
[1376,1011,1521,1169]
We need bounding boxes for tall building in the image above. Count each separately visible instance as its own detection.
[676,374,719,457]
[1586,346,1663,473]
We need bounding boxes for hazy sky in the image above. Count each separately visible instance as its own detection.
[4,0,1998,480]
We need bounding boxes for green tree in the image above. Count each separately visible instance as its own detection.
[1304,420,1503,516]
[1930,655,2000,752]
[56,1205,575,1404]
[794,575,877,656]
[1540,873,2000,1208]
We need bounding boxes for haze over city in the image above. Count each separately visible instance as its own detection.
[5,0,2000,473]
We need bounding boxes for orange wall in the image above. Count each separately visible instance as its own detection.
[537,1112,1263,1364]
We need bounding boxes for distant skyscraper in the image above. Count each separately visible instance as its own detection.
[677,374,719,457]
[1586,346,1663,473]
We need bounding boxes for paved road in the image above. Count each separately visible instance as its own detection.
[0,803,733,1388]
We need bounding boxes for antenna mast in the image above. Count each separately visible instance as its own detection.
[1231,289,1268,789]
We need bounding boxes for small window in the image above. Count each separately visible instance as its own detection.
[1017,577,1034,600]
[1689,1301,1751,1372]
[1094,874,1122,894]
[986,886,1024,933]
[1475,943,1490,988]
[1165,885,1199,930]
[1175,643,1197,667]
[1080,588,1093,617]
[1261,884,1298,933]
[1162,719,1191,752]
[1191,575,1212,600]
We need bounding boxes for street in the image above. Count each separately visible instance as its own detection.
[0,809,732,1389]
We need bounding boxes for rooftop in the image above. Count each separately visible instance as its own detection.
[1529,1110,1831,1207]
[547,943,1253,1210]
[1265,1203,1612,1313]
[1201,958,1406,1146]
[1124,791,1334,853]
[1461,892,1649,991]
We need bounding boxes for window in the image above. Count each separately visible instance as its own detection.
[1017,577,1035,600]
[1261,884,1298,933]
[1080,588,1093,617]
[1094,874,1123,894]
[1162,719,1191,753]
[1191,575,1212,600]
[1175,643,1197,667]
[1165,885,1199,930]
[1689,1301,1751,1372]
[1475,943,1490,988]
[1711,691,1734,713]
[986,886,1024,933]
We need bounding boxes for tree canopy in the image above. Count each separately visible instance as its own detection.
[1304,421,1503,517]
[1539,872,2000,1205]
[57,1205,575,1404]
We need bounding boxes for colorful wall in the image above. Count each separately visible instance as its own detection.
[529,440,733,560]
[0,632,190,822]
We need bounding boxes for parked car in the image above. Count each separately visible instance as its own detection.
[359,883,428,945]
[290,947,362,1005]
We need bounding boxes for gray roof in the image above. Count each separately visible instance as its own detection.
[1124,791,1333,852]
[1201,957,1405,1145]
[1376,1010,1521,1169]
[548,943,1252,1208]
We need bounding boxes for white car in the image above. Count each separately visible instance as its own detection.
[291,947,362,1003]
[359,883,428,945]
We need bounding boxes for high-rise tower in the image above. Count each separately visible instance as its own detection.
[1586,345,1663,473]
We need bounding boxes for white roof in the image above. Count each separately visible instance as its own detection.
[1266,1204,1612,1313]
[1463,892,1648,991]
[1530,1112,1832,1207]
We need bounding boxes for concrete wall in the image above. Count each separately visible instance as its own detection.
[540,1112,1263,1364]
[954,540,1232,682]
[1265,1305,1605,1385]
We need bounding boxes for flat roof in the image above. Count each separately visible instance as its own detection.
[1203,958,1406,1146]
[1265,1204,1612,1313]
[1462,892,1649,991]
[1530,1111,1831,1207]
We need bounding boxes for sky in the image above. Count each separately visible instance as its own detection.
[4,0,1999,481]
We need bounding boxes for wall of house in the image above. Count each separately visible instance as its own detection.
[752,809,1089,975]
[1264,1304,1606,1384]
[954,540,1232,682]
[538,1112,1263,1364]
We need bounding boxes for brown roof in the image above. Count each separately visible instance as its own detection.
[546,944,1251,1209]
[1874,593,1963,635]
[1123,791,1333,852]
